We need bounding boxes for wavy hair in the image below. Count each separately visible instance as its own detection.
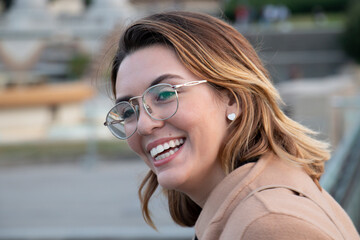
[110,11,330,229]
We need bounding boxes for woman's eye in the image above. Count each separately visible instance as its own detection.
[122,108,135,119]
[157,91,176,101]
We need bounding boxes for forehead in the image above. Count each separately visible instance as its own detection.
[115,45,190,97]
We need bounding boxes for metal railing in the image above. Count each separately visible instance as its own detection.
[321,95,360,231]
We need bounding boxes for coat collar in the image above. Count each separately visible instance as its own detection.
[194,152,338,239]
[194,153,269,238]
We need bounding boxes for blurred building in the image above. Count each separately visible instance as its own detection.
[277,72,360,147]
[0,0,358,147]
[0,0,221,86]
[0,0,221,143]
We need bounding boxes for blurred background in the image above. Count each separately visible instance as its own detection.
[0,0,359,239]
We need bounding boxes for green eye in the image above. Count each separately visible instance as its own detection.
[157,91,176,101]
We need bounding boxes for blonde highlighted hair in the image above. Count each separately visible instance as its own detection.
[110,11,330,229]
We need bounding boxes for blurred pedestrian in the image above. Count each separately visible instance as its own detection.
[235,5,250,27]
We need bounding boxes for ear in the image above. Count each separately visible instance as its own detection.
[224,91,240,121]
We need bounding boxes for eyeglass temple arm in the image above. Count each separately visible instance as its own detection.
[173,80,207,89]
[104,120,123,126]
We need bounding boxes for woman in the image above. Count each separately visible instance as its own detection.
[104,11,359,239]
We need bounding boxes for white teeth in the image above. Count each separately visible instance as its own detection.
[150,148,157,157]
[156,145,164,153]
[150,138,185,159]
[155,146,180,161]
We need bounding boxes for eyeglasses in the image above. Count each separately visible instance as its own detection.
[104,80,207,139]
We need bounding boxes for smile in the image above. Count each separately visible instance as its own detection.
[150,138,185,161]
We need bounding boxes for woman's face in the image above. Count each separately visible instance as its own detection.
[115,45,231,198]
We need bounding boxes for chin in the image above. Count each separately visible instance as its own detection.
[157,170,189,191]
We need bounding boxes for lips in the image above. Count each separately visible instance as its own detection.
[149,138,185,161]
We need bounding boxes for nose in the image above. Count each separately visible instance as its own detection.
[136,103,164,136]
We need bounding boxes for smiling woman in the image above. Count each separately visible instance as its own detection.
[103,12,359,240]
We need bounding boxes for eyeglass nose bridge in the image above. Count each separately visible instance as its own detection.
[129,96,154,120]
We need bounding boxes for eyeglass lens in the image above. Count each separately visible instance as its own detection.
[106,102,137,139]
[106,84,179,139]
[143,84,178,120]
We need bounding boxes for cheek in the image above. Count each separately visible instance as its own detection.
[126,137,139,153]
[175,100,227,142]
[182,98,226,128]
[127,138,154,169]
[127,137,146,159]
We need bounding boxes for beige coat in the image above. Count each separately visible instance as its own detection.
[195,153,359,239]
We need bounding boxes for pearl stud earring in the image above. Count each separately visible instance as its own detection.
[227,113,236,121]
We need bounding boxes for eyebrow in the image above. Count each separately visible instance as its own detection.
[115,74,183,104]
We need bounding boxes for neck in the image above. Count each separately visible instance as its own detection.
[183,164,226,208]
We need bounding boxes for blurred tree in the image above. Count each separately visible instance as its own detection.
[67,53,91,80]
[84,0,92,8]
[0,0,12,11]
[342,1,360,64]
[223,0,241,21]
[223,0,350,21]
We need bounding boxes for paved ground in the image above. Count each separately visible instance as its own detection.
[0,158,194,239]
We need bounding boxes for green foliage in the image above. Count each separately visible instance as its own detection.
[223,0,240,21]
[84,0,92,8]
[67,53,91,79]
[223,0,350,21]
[343,1,360,64]
[253,0,348,13]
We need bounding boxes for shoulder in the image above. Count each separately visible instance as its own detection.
[221,187,337,239]
[241,213,333,240]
